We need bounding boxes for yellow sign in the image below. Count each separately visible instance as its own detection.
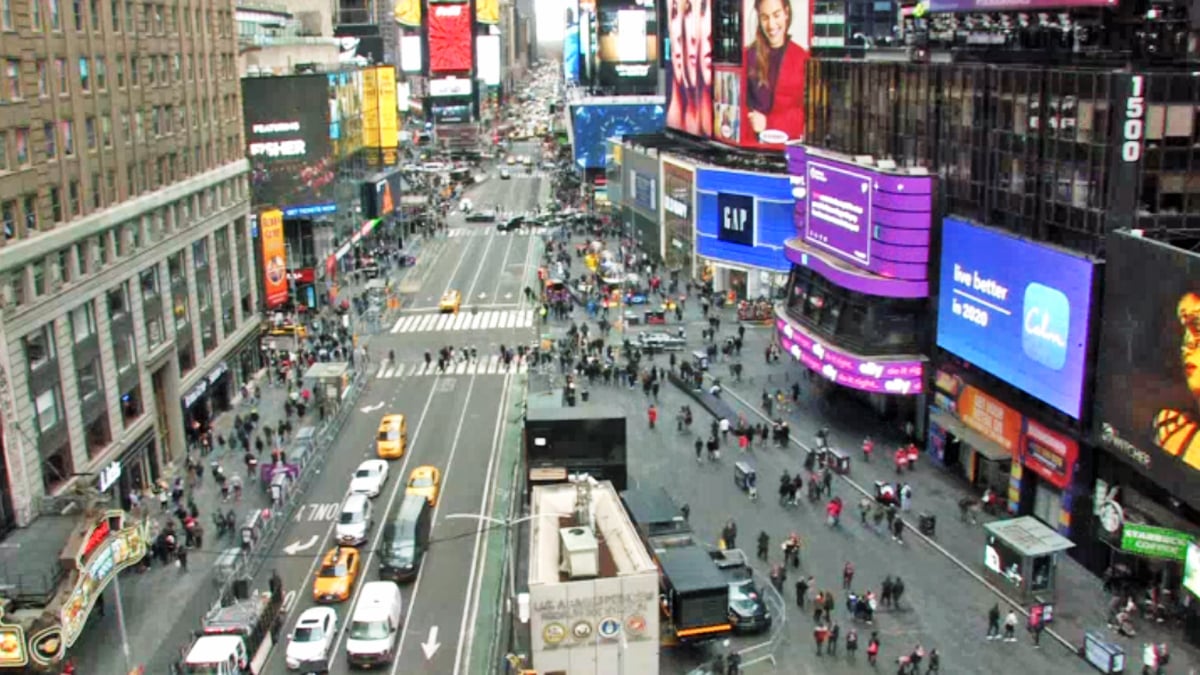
[261,209,288,308]
[362,66,399,151]
[476,0,499,23]
[362,68,381,148]
[61,512,148,649]
[394,0,420,26]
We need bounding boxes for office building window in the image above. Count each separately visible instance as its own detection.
[60,120,73,156]
[76,358,101,400]
[4,60,19,101]
[14,127,27,166]
[1,200,14,239]
[36,60,47,96]
[113,329,134,372]
[34,386,62,432]
[24,324,55,368]
[107,281,128,319]
[84,414,111,458]
[78,57,88,91]
[84,116,95,149]
[48,0,59,29]
[119,384,142,427]
[71,302,95,342]
[95,56,105,89]
[49,186,61,222]
[31,0,41,28]
[22,193,35,232]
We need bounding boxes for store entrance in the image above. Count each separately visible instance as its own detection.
[728,270,748,302]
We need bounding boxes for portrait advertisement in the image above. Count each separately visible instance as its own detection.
[713,66,742,143]
[665,0,713,137]
[738,0,809,148]
[1095,230,1200,509]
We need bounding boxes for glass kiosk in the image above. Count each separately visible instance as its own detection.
[983,516,1075,603]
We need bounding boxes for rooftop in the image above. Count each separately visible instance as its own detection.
[529,481,656,586]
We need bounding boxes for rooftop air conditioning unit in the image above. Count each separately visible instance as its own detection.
[559,527,599,579]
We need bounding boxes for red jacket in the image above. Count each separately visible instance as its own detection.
[741,41,809,143]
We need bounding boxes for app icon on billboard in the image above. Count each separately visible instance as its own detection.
[1022,282,1070,370]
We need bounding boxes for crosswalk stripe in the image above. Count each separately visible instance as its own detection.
[451,313,469,330]
[520,310,533,327]
[390,308,536,334]
[467,313,482,330]
[371,358,534,379]
[517,361,528,374]
[418,315,438,331]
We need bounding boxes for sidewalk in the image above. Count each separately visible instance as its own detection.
[68,371,295,672]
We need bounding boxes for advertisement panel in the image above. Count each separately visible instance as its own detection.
[936,218,1096,419]
[260,209,289,308]
[1120,524,1193,561]
[569,102,666,170]
[1095,232,1200,509]
[429,3,473,73]
[666,0,809,149]
[476,0,500,23]
[928,0,1113,11]
[361,65,399,149]
[328,70,365,159]
[1185,542,1200,597]
[394,0,421,26]
[695,167,792,271]
[631,172,656,213]
[777,318,924,394]
[662,157,695,271]
[785,144,933,298]
[564,0,581,84]
[477,35,502,86]
[360,171,402,219]
[400,34,423,73]
[596,0,659,92]
[336,28,385,65]
[243,75,334,211]
[429,77,473,97]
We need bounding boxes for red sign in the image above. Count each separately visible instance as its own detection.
[1021,419,1078,490]
[428,3,472,73]
[79,520,111,560]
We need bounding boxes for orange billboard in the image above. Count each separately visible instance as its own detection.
[260,209,288,308]
[957,385,1022,455]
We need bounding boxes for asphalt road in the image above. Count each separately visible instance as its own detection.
[255,149,544,675]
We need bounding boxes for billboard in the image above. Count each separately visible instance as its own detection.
[564,0,581,84]
[477,35,502,86]
[429,76,473,97]
[335,28,384,65]
[1095,232,1200,509]
[569,102,666,170]
[243,75,335,211]
[778,318,924,395]
[429,3,473,73]
[695,167,792,271]
[327,70,365,159]
[476,0,500,23]
[361,65,399,149]
[928,0,1114,11]
[596,0,659,92]
[662,157,695,271]
[260,209,288,308]
[400,34,423,73]
[360,171,402,219]
[667,0,809,149]
[786,144,933,298]
[935,218,1096,419]
[394,0,421,26]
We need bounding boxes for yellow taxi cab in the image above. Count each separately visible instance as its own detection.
[312,546,360,603]
[376,414,407,459]
[406,466,442,507]
[439,290,462,313]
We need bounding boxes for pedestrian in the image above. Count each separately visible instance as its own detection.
[986,603,1001,640]
[738,433,749,453]
[647,404,658,429]
[828,623,841,656]
[893,516,905,544]
[770,563,786,593]
[824,590,835,619]
[846,627,859,657]
[900,482,913,512]
[814,623,829,656]
[843,561,856,590]
[881,576,894,608]
[927,648,940,674]
[813,592,825,624]
[721,519,737,549]
[694,438,703,463]
[1003,609,1018,642]
[176,546,189,571]
[1030,612,1044,648]
[895,447,909,473]
[757,531,770,562]
[862,436,874,462]
[867,632,880,666]
[892,577,906,609]
[795,576,811,608]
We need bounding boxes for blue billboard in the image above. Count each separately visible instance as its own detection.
[936,217,1097,419]
[696,168,793,272]
[569,103,665,170]
[564,0,580,84]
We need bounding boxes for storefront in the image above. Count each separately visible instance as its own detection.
[694,166,793,300]
[96,430,159,509]
[619,146,662,259]
[660,155,695,277]
[181,358,237,443]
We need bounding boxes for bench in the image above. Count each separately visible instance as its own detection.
[667,371,739,424]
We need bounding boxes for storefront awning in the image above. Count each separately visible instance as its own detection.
[930,410,1014,462]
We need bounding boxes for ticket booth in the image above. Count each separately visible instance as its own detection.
[982,516,1075,604]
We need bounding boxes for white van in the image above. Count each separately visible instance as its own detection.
[345,581,403,667]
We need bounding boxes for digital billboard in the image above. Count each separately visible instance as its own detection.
[428,3,473,73]
[400,35,423,73]
[564,0,581,84]
[260,209,288,308]
[785,144,933,298]
[477,35,502,86]
[328,70,364,159]
[569,102,665,170]
[242,75,334,212]
[476,0,500,23]
[935,218,1096,419]
[695,167,792,271]
[777,318,924,395]
[662,157,695,271]
[394,0,421,26]
[1095,231,1200,510]
[596,0,659,92]
[928,0,1114,11]
[667,0,809,149]
[361,65,399,149]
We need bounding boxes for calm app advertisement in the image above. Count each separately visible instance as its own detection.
[935,218,1096,418]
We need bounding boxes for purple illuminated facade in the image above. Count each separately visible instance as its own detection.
[786,144,934,299]
[775,315,926,395]
[927,0,1115,11]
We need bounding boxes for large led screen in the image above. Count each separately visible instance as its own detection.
[477,35,501,86]
[476,0,500,23]
[400,34,423,73]
[394,0,421,25]
[929,0,1114,11]
[564,0,581,84]
[695,167,792,271]
[569,103,665,170]
[243,75,334,212]
[667,0,809,150]
[1095,231,1200,510]
[785,144,933,297]
[596,0,659,92]
[935,218,1096,418]
[428,3,473,73]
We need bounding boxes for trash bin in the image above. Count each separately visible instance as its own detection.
[828,448,850,475]
[918,512,936,537]
[581,390,590,402]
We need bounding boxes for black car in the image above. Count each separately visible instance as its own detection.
[637,332,686,352]
[497,216,525,232]
[465,211,497,223]
[728,577,772,634]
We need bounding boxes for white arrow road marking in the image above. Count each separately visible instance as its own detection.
[283,534,319,555]
[504,292,513,299]
[360,402,385,413]
[477,292,487,299]
[421,626,441,660]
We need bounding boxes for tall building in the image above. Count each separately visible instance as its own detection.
[0,0,256,529]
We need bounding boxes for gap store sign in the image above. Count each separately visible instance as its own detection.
[696,168,793,271]
[935,218,1097,418]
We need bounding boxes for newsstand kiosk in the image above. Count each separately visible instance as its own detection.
[982,516,1075,604]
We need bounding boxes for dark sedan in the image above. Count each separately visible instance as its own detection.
[465,211,497,223]
[497,216,526,232]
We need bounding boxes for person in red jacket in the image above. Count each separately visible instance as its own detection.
[742,0,808,144]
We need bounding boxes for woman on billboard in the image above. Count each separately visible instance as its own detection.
[742,0,807,144]
[1153,291,1200,468]
[667,0,713,136]
[666,0,687,130]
